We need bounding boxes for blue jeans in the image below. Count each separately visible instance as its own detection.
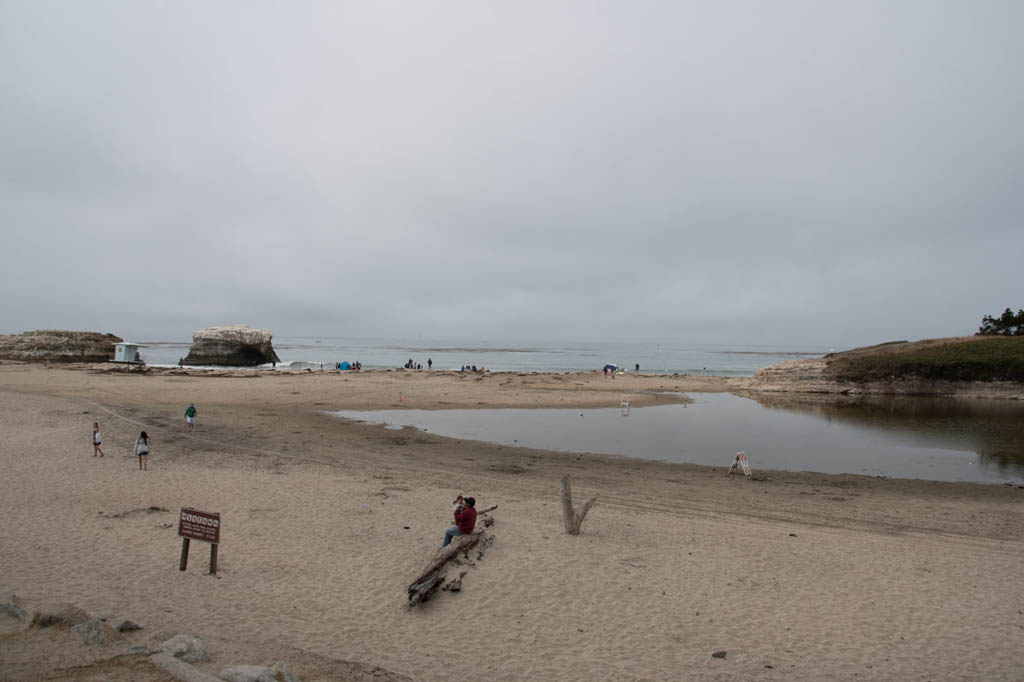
[443,526,462,547]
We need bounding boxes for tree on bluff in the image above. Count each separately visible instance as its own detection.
[977,308,1024,336]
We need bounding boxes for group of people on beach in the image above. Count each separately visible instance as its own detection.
[403,358,432,370]
[93,399,478,544]
[602,363,642,377]
[91,402,197,470]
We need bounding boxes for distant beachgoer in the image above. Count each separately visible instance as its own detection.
[135,431,150,470]
[184,403,197,432]
[635,363,640,372]
[92,422,104,457]
[178,358,184,367]
[443,495,477,547]
[428,358,432,370]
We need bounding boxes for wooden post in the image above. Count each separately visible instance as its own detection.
[560,474,597,535]
[209,543,218,575]
[179,538,190,571]
[560,475,576,534]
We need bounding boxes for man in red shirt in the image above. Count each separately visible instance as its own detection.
[443,496,477,547]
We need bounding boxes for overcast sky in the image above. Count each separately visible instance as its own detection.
[2,1,1021,347]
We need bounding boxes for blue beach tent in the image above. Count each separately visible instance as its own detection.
[339,361,351,370]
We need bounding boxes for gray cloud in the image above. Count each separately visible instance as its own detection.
[2,1,1021,347]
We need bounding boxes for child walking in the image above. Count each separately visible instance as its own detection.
[92,422,104,457]
[134,431,150,470]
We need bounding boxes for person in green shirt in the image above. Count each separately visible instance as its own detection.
[184,403,197,433]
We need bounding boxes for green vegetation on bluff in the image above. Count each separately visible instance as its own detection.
[826,336,1024,383]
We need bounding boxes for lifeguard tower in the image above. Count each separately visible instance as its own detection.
[112,342,147,364]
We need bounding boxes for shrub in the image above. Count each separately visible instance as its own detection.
[828,337,1024,383]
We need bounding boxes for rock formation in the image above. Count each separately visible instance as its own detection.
[0,330,122,363]
[183,325,280,367]
[735,356,1024,399]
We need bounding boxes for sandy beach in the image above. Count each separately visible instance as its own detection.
[1,363,1022,681]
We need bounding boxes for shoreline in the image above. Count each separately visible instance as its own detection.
[4,360,1023,483]
[2,362,1023,681]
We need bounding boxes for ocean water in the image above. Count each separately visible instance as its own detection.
[135,336,831,376]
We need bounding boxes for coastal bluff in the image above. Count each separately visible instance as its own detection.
[183,325,280,367]
[739,336,1024,399]
[0,330,122,363]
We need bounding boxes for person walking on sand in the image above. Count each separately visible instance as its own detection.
[428,357,432,370]
[184,402,197,432]
[442,495,477,547]
[134,431,150,470]
[92,422,104,457]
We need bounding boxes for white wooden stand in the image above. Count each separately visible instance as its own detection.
[728,452,752,477]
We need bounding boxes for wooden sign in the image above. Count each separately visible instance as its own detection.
[728,452,752,477]
[178,508,221,543]
[178,508,220,575]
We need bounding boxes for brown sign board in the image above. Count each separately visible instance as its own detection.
[178,508,221,544]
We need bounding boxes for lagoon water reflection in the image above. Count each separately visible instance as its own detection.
[332,393,1024,483]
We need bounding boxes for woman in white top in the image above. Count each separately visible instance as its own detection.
[92,422,104,457]
[134,431,151,470]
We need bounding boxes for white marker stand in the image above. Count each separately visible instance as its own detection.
[728,452,752,477]
[620,395,630,416]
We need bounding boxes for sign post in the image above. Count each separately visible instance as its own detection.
[177,508,221,575]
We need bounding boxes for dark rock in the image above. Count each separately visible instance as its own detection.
[1,594,27,622]
[159,633,212,663]
[0,330,122,363]
[183,325,280,367]
[30,603,90,628]
[712,650,727,659]
[70,618,122,645]
[116,619,143,632]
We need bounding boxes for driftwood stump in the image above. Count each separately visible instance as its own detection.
[560,475,596,535]
[406,505,497,606]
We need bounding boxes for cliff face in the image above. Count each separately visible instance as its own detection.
[183,325,280,367]
[735,357,1024,399]
[0,330,122,363]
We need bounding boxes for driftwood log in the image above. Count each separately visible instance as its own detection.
[406,505,497,606]
[560,475,596,535]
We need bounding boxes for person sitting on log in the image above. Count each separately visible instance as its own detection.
[442,495,477,547]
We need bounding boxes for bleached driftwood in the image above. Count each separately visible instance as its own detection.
[560,474,596,535]
[406,505,497,606]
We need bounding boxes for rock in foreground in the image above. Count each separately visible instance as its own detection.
[183,325,280,367]
[0,330,122,363]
